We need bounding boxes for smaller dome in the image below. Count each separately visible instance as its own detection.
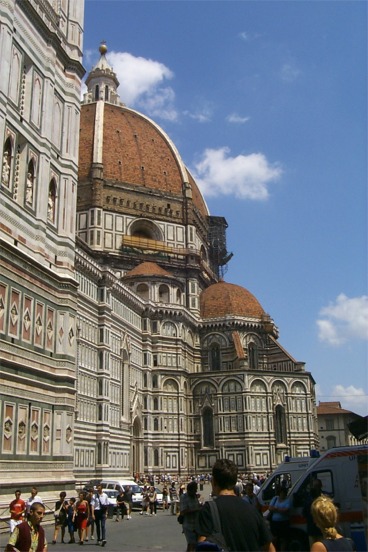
[123,261,173,279]
[200,281,264,319]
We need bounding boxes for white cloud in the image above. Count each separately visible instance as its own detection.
[317,294,368,346]
[280,62,301,83]
[226,113,250,124]
[191,147,282,200]
[183,102,214,123]
[238,31,261,42]
[106,51,177,120]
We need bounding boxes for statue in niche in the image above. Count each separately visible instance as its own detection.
[66,426,72,443]
[4,418,13,436]
[2,151,10,187]
[273,385,285,405]
[26,172,34,204]
[47,192,54,222]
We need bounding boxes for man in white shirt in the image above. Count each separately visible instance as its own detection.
[91,484,109,546]
[25,487,43,518]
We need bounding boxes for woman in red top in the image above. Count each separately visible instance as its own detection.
[75,492,89,545]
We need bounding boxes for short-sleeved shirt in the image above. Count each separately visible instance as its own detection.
[91,492,109,511]
[10,498,26,520]
[196,495,272,552]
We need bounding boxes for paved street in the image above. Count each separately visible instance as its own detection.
[44,510,188,552]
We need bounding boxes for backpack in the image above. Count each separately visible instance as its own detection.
[196,500,228,552]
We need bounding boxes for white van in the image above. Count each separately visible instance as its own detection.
[259,445,368,551]
[258,453,320,503]
[100,480,143,507]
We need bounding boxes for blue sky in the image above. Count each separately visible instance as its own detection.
[83,1,367,416]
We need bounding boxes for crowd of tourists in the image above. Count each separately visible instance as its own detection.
[5,466,356,552]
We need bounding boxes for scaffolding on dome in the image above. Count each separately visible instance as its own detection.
[208,216,233,279]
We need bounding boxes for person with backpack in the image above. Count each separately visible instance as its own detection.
[196,459,275,552]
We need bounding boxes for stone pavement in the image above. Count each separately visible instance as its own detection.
[43,509,188,552]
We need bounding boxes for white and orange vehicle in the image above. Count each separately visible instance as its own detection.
[258,445,368,551]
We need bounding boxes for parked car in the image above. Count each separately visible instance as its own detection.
[100,479,143,508]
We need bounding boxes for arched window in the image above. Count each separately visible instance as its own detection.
[154,448,159,466]
[159,285,169,303]
[9,46,21,104]
[209,343,221,371]
[153,418,159,431]
[47,178,56,223]
[94,84,99,101]
[248,343,258,369]
[31,75,42,127]
[143,373,148,387]
[162,321,176,337]
[275,405,287,445]
[153,397,159,410]
[144,418,147,430]
[136,283,149,301]
[202,407,214,448]
[176,289,182,304]
[152,375,158,388]
[97,442,102,464]
[105,85,109,101]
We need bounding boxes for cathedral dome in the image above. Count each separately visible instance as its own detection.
[200,281,265,319]
[79,44,209,219]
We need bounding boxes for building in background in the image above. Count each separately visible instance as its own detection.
[1,2,318,496]
[0,0,84,493]
[73,44,318,482]
[317,401,366,450]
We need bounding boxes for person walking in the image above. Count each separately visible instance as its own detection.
[91,484,109,547]
[242,481,262,512]
[310,496,356,552]
[123,485,134,520]
[179,481,202,552]
[9,490,26,533]
[162,484,169,511]
[196,459,275,552]
[75,491,89,545]
[52,491,68,544]
[169,482,179,515]
[5,502,47,552]
[66,497,76,544]
[85,488,95,541]
[148,486,158,516]
[115,489,126,521]
[268,487,291,551]
[25,487,43,519]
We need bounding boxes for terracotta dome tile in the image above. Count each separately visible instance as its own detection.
[200,281,264,319]
[124,262,173,278]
